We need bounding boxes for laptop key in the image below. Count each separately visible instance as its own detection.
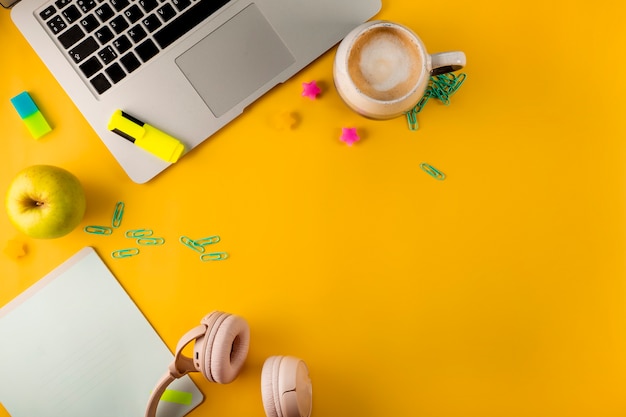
[58,24,85,48]
[154,0,229,49]
[139,0,158,13]
[68,36,98,62]
[110,0,129,12]
[90,73,111,94]
[124,5,144,23]
[120,52,141,73]
[110,15,130,33]
[105,63,126,83]
[47,15,67,34]
[98,45,118,64]
[77,0,97,13]
[80,14,100,33]
[142,14,161,32]
[127,24,147,43]
[156,4,176,22]
[94,4,114,22]
[113,35,132,54]
[54,0,72,10]
[79,55,103,77]
[95,26,114,44]
[172,0,190,12]
[62,5,82,23]
[135,38,159,62]
[39,6,56,20]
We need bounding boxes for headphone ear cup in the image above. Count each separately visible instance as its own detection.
[261,356,283,417]
[261,356,312,417]
[194,311,250,384]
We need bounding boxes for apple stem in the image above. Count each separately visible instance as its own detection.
[35,201,45,207]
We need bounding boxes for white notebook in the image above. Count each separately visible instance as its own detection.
[0,247,203,417]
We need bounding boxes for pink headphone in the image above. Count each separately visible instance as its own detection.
[145,311,312,417]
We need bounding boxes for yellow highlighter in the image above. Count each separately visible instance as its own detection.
[107,110,185,163]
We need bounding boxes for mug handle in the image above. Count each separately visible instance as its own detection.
[430,51,466,76]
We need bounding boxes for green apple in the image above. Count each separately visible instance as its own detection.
[5,165,86,239]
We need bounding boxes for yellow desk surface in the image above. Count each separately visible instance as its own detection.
[1,1,626,416]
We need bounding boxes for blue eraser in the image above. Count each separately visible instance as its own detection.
[10,91,39,119]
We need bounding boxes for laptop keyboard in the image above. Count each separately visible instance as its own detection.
[37,0,231,95]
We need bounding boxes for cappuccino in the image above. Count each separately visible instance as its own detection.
[347,26,423,101]
[333,20,465,119]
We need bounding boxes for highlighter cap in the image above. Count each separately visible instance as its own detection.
[138,125,185,163]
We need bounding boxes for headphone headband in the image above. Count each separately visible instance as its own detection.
[144,323,207,417]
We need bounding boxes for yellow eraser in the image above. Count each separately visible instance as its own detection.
[10,91,52,139]
[23,111,52,139]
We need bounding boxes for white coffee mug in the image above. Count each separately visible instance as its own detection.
[333,20,466,119]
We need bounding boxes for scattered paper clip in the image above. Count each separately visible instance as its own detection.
[112,201,125,228]
[126,229,154,238]
[179,236,205,253]
[137,237,165,246]
[136,237,165,246]
[420,163,446,180]
[84,225,113,235]
[200,252,229,262]
[111,248,140,259]
[195,235,220,246]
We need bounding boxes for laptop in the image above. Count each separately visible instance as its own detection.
[7,0,381,183]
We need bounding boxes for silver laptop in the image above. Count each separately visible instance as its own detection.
[8,0,381,183]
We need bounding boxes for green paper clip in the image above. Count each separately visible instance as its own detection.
[406,110,419,131]
[126,229,154,238]
[405,73,467,131]
[430,73,467,105]
[111,248,140,258]
[420,163,446,180]
[405,93,430,131]
[137,237,165,246]
[200,252,229,262]
[84,225,113,235]
[195,235,220,246]
[447,73,466,95]
[415,93,431,111]
[430,83,450,105]
[179,236,204,253]
[112,201,125,228]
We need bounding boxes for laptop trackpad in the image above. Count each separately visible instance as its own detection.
[175,4,295,118]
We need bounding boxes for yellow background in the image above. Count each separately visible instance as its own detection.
[1,0,625,416]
